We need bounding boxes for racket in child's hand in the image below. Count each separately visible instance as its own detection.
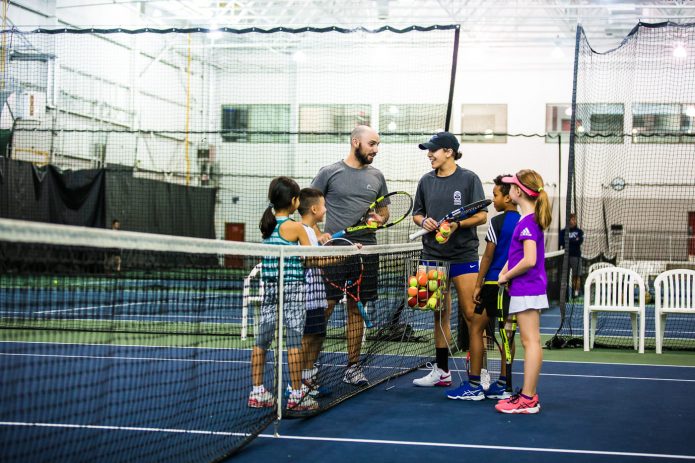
[497,284,517,393]
[332,191,413,239]
[322,237,372,328]
[409,199,491,241]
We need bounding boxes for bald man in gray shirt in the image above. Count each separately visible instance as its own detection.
[310,125,387,386]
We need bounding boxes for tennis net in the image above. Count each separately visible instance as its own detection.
[0,218,440,461]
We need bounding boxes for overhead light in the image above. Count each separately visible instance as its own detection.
[388,105,399,115]
[209,24,223,41]
[551,45,564,59]
[387,121,397,131]
[564,106,572,117]
[685,106,695,118]
[673,43,687,59]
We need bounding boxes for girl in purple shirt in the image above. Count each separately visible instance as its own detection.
[496,170,552,414]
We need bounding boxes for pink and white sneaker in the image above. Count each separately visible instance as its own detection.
[412,363,452,387]
[495,392,541,414]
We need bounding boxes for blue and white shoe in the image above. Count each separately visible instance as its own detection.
[446,381,485,401]
[484,381,512,400]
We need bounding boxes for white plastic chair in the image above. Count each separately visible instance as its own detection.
[584,267,645,353]
[587,262,614,274]
[654,269,695,354]
[241,262,264,340]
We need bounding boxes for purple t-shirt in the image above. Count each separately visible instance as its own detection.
[507,214,546,297]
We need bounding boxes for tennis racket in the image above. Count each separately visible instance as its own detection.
[497,285,517,393]
[408,199,491,241]
[332,191,413,238]
[321,237,372,328]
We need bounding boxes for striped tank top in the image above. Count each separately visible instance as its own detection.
[261,216,304,282]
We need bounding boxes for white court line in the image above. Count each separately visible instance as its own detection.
[0,422,693,460]
[3,351,691,382]
[255,433,695,460]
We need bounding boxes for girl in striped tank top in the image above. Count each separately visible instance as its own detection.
[249,176,318,411]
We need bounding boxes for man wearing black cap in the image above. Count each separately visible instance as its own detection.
[411,131,487,394]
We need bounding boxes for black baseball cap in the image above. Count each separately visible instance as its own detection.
[418,132,460,152]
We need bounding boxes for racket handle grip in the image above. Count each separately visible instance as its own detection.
[332,230,346,239]
[408,228,429,241]
[357,302,373,328]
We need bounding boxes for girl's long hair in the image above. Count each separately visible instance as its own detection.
[516,169,552,231]
[260,176,300,239]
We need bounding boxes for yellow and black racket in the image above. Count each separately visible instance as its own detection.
[497,285,517,392]
[332,191,413,239]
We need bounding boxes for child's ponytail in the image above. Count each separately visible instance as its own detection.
[259,176,301,239]
[516,169,552,231]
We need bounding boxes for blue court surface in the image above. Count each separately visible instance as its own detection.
[233,360,695,463]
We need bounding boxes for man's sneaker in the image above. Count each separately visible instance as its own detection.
[303,379,331,398]
[343,364,368,386]
[412,363,452,387]
[446,381,485,401]
[485,381,512,400]
[495,392,541,414]
[287,386,319,411]
[248,388,275,408]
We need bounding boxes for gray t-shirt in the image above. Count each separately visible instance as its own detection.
[311,161,388,245]
[413,166,486,262]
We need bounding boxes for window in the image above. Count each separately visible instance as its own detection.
[461,104,507,143]
[575,103,624,144]
[299,104,371,143]
[221,104,290,143]
[545,103,573,143]
[632,103,695,144]
[379,104,447,143]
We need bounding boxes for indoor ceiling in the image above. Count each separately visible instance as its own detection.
[20,0,695,48]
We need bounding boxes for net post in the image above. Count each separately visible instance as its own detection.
[276,247,285,423]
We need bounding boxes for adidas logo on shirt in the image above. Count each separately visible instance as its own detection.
[520,227,533,238]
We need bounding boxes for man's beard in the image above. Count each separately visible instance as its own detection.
[355,145,373,165]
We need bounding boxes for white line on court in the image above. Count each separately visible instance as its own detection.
[255,433,695,460]
[2,350,693,382]
[1,422,693,460]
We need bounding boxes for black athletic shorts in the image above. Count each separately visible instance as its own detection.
[323,253,379,303]
[474,283,510,320]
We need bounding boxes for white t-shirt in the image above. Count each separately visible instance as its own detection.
[303,224,327,310]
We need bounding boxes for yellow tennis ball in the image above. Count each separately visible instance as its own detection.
[428,279,439,292]
[427,296,438,310]
[439,222,451,237]
[435,231,446,244]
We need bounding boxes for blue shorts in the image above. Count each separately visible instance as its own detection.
[450,261,479,278]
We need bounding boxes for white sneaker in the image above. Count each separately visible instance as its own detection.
[480,368,491,390]
[412,363,452,387]
[287,385,319,411]
[343,364,368,386]
[248,388,275,408]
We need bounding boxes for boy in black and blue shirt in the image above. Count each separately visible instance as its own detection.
[449,175,520,400]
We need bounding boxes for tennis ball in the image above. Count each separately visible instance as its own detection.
[407,295,418,307]
[417,272,428,286]
[408,276,418,287]
[427,269,438,280]
[407,286,418,297]
[428,279,439,292]
[435,231,446,244]
[52,279,59,286]
[439,221,451,237]
[366,218,377,227]
[427,296,438,310]
[418,300,428,309]
[418,288,428,301]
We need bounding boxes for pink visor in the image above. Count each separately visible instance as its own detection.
[501,174,540,197]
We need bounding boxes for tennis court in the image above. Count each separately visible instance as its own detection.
[3,2,695,462]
